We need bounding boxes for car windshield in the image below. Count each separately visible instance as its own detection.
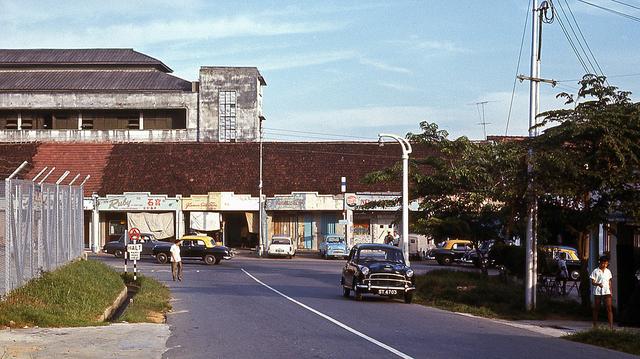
[272,238,291,245]
[357,248,404,264]
[326,237,344,243]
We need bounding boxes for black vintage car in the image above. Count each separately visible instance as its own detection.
[153,237,233,265]
[341,244,416,303]
[103,233,160,258]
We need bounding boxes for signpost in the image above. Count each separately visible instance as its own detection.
[127,227,142,281]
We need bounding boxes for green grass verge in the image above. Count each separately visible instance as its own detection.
[0,260,124,327]
[564,329,640,356]
[119,273,171,323]
[414,270,590,320]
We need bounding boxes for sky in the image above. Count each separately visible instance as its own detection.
[1,0,639,141]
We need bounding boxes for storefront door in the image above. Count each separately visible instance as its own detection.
[303,215,314,249]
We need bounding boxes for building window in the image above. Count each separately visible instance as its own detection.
[353,218,370,236]
[219,91,237,142]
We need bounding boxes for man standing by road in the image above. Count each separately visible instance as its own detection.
[591,256,613,329]
[384,231,394,245]
[170,238,183,282]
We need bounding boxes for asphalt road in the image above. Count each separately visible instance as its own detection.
[98,254,634,359]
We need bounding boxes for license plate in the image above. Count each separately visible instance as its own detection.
[276,249,284,253]
[378,289,398,295]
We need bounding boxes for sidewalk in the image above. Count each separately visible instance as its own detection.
[0,323,170,358]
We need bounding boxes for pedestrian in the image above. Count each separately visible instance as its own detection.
[393,231,400,246]
[170,238,183,282]
[590,256,613,329]
[556,252,569,295]
[384,231,394,245]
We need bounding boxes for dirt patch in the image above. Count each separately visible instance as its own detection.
[146,312,165,324]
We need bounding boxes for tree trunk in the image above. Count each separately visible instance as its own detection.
[578,230,591,310]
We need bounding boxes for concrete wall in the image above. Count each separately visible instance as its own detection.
[198,67,263,142]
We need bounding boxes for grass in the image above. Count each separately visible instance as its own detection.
[119,273,171,323]
[0,260,124,327]
[414,270,590,320]
[564,329,640,356]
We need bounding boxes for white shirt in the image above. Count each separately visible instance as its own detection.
[170,243,182,263]
[590,267,612,296]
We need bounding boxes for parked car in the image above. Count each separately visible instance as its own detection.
[541,245,581,280]
[432,239,474,265]
[267,235,295,258]
[341,243,415,303]
[153,235,233,265]
[462,240,496,268]
[408,233,434,260]
[103,233,160,258]
[319,234,348,259]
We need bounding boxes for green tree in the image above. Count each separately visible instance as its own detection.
[533,74,640,306]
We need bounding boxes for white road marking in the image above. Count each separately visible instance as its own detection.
[166,310,189,315]
[241,268,414,359]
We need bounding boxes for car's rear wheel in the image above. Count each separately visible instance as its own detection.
[156,253,168,264]
[114,249,124,258]
[323,253,328,260]
[204,254,215,265]
[404,292,413,304]
[438,256,452,265]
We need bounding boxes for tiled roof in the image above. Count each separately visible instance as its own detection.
[101,142,435,196]
[1,142,435,197]
[0,49,172,72]
[0,143,38,179]
[24,143,114,196]
[0,70,192,92]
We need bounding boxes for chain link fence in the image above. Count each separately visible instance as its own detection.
[0,179,84,297]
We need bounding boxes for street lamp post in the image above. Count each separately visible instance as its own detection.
[378,133,412,266]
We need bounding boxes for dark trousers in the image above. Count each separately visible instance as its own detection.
[171,261,183,281]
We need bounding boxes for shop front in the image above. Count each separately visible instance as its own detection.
[182,192,259,248]
[94,192,180,248]
[265,192,344,251]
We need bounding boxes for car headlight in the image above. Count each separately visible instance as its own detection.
[406,269,414,278]
[360,266,370,276]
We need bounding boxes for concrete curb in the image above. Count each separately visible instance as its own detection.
[98,285,127,322]
[452,311,577,338]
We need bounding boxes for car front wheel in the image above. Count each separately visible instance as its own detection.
[438,256,452,265]
[353,280,363,301]
[114,249,125,258]
[404,292,413,304]
[156,253,168,264]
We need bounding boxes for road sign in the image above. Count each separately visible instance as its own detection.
[127,243,142,253]
[338,219,349,225]
[128,227,141,241]
[128,251,141,261]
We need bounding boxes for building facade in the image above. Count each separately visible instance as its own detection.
[0,49,265,142]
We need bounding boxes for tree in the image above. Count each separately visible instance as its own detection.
[533,74,640,307]
[365,122,527,274]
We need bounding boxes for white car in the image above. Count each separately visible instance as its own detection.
[267,236,295,258]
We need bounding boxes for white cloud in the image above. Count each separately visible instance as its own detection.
[359,58,412,74]
[386,38,469,54]
[0,16,342,48]
[258,51,357,71]
[379,82,421,92]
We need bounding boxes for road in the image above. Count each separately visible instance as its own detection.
[98,254,634,359]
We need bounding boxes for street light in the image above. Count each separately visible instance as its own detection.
[378,133,412,266]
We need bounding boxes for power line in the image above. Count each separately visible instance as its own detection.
[505,0,532,136]
[555,1,601,76]
[264,127,373,140]
[561,0,608,82]
[609,0,640,11]
[557,72,640,82]
[554,5,592,75]
[576,0,640,22]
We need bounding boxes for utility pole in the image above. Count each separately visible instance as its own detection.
[258,117,265,257]
[520,0,553,311]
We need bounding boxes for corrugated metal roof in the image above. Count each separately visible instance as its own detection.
[0,49,172,72]
[0,70,192,92]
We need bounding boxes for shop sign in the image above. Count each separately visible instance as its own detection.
[97,192,178,211]
[266,194,306,210]
[182,192,258,211]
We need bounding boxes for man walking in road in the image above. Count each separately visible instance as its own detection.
[591,256,613,329]
[170,238,183,281]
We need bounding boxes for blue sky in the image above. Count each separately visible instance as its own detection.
[1,0,638,140]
